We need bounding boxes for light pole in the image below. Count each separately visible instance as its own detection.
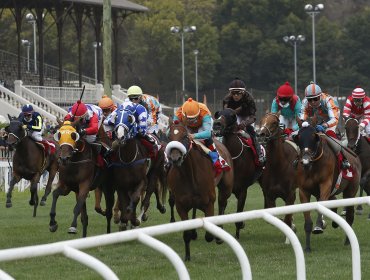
[21,39,31,72]
[193,49,199,101]
[26,13,37,74]
[93,42,102,84]
[170,25,196,92]
[283,35,305,94]
[305,3,324,83]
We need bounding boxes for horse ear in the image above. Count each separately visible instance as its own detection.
[7,114,12,121]
[214,111,220,119]
[71,131,80,142]
[54,131,61,142]
[128,115,136,125]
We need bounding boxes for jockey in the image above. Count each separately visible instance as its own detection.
[271,81,302,135]
[223,77,265,166]
[174,97,230,175]
[98,95,117,140]
[64,100,103,143]
[342,87,370,136]
[104,86,157,156]
[64,100,109,165]
[18,104,54,153]
[300,81,350,168]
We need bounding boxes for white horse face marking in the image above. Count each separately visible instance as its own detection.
[117,126,125,140]
[174,129,179,135]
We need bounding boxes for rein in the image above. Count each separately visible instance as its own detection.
[231,135,248,160]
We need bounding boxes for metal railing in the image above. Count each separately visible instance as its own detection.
[0,197,368,280]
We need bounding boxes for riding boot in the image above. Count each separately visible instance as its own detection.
[252,135,265,166]
[325,135,351,169]
[207,143,230,170]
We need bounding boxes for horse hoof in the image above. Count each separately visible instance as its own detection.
[291,224,297,233]
[40,200,46,206]
[159,206,166,214]
[312,226,324,234]
[356,209,363,215]
[95,207,106,216]
[134,219,141,227]
[191,230,198,240]
[49,224,58,232]
[216,238,223,245]
[185,255,190,262]
[305,247,312,253]
[205,232,214,242]
[119,223,127,231]
[332,221,339,229]
[113,215,120,224]
[340,210,347,216]
[170,218,175,223]
[29,200,35,206]
[6,202,12,208]
[142,213,148,222]
[68,227,77,234]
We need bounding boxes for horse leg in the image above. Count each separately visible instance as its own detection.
[204,202,215,243]
[140,176,156,222]
[6,174,21,208]
[80,201,89,238]
[131,180,146,227]
[355,177,366,215]
[177,206,192,261]
[103,185,114,234]
[49,186,68,233]
[299,190,313,252]
[235,189,247,240]
[69,186,89,235]
[284,191,297,232]
[169,191,176,223]
[94,187,106,216]
[41,164,58,206]
[113,196,120,224]
[118,191,130,231]
[29,180,40,217]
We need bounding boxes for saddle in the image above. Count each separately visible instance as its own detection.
[238,134,264,167]
[37,140,56,156]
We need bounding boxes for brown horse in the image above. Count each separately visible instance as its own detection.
[166,120,233,261]
[49,120,114,237]
[257,112,300,234]
[293,122,361,252]
[213,108,260,239]
[4,115,59,217]
[344,117,370,218]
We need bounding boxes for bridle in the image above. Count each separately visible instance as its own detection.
[259,113,282,143]
[345,118,361,151]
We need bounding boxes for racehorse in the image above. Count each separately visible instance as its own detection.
[4,115,59,217]
[213,108,259,239]
[166,120,233,261]
[108,109,161,230]
[257,112,300,235]
[344,117,370,218]
[50,120,114,237]
[293,122,361,252]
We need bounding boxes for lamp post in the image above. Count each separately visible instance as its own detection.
[193,49,199,101]
[283,35,305,94]
[93,42,102,84]
[26,13,37,74]
[170,25,197,92]
[304,3,324,83]
[21,39,31,72]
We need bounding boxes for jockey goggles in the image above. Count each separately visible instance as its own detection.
[230,89,245,96]
[307,96,320,102]
[186,116,198,124]
[279,97,291,103]
[353,98,363,105]
[129,96,140,101]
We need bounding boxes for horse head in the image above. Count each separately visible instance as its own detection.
[165,120,191,166]
[344,118,360,151]
[5,115,27,148]
[54,120,81,165]
[293,122,321,170]
[257,112,281,144]
[213,108,238,137]
[114,109,137,145]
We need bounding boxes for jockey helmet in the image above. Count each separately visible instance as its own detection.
[98,95,114,110]
[71,100,88,118]
[277,82,294,98]
[229,78,246,91]
[22,104,33,114]
[127,85,143,97]
[352,87,366,99]
[182,98,200,118]
[304,82,322,99]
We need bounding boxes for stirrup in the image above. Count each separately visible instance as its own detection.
[342,159,350,169]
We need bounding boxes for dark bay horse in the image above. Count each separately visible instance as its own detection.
[257,112,300,236]
[4,115,59,217]
[293,122,361,252]
[166,120,233,261]
[108,109,166,230]
[50,120,114,237]
[213,108,259,239]
[344,117,370,218]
